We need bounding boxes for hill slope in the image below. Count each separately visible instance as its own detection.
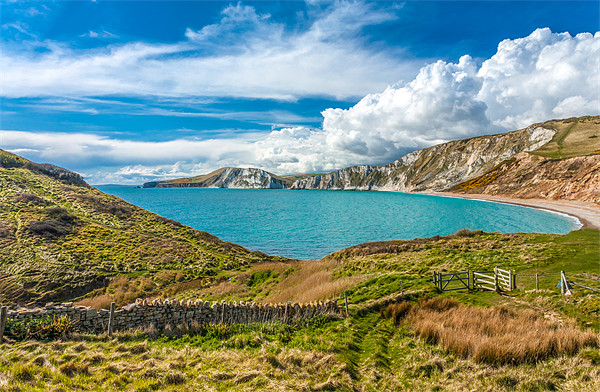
[0,151,284,305]
[147,116,599,202]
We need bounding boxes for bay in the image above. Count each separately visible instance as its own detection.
[98,187,579,260]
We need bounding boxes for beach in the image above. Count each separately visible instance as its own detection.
[425,192,600,230]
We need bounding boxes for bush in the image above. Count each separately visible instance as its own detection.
[27,220,73,237]
[5,315,73,341]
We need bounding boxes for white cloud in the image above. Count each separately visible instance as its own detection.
[3,28,598,185]
[2,1,417,100]
[477,29,599,129]
[303,28,599,166]
[81,30,119,39]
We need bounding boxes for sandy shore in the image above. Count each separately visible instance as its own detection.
[420,192,600,230]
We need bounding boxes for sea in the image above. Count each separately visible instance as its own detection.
[98,187,580,260]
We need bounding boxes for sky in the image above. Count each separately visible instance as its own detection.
[1,0,598,185]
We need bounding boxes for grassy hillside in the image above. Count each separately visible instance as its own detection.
[0,150,285,305]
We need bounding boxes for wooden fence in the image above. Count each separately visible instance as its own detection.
[433,267,516,292]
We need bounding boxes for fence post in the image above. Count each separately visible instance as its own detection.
[344,292,349,318]
[560,271,566,294]
[536,273,539,291]
[494,267,499,292]
[511,270,516,290]
[107,302,115,338]
[467,270,471,290]
[0,306,7,343]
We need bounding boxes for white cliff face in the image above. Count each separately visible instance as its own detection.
[524,127,557,152]
[145,167,288,189]
[291,125,556,192]
[210,168,287,189]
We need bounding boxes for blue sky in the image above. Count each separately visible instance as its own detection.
[1,1,598,184]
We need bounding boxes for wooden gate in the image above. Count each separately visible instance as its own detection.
[472,270,495,291]
[496,267,515,291]
[433,271,469,292]
[472,267,515,291]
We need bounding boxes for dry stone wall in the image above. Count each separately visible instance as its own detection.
[5,299,340,333]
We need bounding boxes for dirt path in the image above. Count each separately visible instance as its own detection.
[420,192,600,230]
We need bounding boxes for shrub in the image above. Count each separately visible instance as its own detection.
[27,207,79,238]
[27,220,73,237]
[5,315,73,341]
[455,228,474,237]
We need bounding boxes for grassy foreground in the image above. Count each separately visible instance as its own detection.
[1,303,598,391]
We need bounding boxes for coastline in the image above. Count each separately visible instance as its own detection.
[420,192,599,230]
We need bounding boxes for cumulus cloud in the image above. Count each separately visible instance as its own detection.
[3,28,599,184]
[2,2,416,100]
[308,28,599,165]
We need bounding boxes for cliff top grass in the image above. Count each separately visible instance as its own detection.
[531,116,600,159]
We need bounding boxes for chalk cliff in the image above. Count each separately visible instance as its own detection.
[144,167,290,189]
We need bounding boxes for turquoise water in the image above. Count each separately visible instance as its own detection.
[98,187,579,260]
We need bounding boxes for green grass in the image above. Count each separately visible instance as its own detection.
[530,116,600,159]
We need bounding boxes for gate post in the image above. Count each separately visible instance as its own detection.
[494,267,499,292]
[512,270,516,290]
[467,270,471,290]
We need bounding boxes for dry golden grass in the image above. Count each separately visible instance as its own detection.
[263,260,365,303]
[383,302,413,325]
[76,294,113,309]
[75,275,159,308]
[405,298,599,365]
